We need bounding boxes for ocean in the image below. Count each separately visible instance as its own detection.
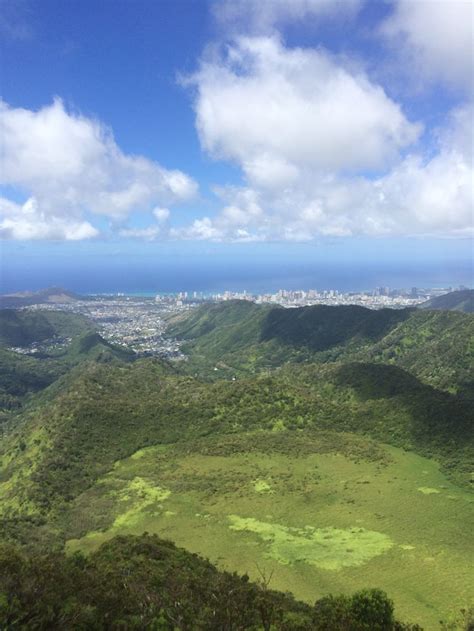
[1,259,472,295]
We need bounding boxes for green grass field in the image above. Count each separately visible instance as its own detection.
[65,431,473,629]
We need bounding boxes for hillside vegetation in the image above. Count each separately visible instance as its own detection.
[1,356,472,626]
[1,533,423,630]
[0,311,132,418]
[1,357,471,536]
[353,310,474,396]
[419,289,474,313]
[168,301,473,392]
[0,309,92,347]
[1,303,472,628]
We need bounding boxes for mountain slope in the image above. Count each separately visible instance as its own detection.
[1,356,471,538]
[355,309,474,395]
[419,289,474,313]
[0,328,134,419]
[0,287,83,309]
[0,349,64,416]
[0,309,92,347]
[0,533,420,630]
[168,302,412,358]
[168,301,473,392]
[65,331,134,362]
[260,304,412,351]
[1,302,472,628]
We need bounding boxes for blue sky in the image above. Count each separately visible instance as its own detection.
[0,0,472,291]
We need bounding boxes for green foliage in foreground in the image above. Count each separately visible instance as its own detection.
[0,303,472,629]
[0,533,421,630]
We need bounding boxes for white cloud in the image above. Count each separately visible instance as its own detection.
[180,35,472,241]
[380,0,474,91]
[181,100,473,240]
[172,217,224,241]
[152,207,170,222]
[118,206,171,241]
[213,0,363,34]
[172,187,267,242]
[118,225,162,241]
[0,197,99,240]
[188,36,421,179]
[0,99,197,240]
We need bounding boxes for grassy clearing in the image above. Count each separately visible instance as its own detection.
[65,433,473,629]
[111,476,171,529]
[253,479,273,493]
[228,516,393,570]
[417,487,441,495]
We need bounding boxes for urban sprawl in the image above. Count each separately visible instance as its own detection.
[18,285,465,359]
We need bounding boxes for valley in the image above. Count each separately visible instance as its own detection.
[0,294,472,629]
[65,436,473,629]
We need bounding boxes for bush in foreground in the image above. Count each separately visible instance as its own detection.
[0,534,422,630]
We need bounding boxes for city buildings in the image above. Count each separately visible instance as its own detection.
[14,285,460,358]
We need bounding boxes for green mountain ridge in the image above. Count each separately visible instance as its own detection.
[260,304,412,350]
[168,301,473,393]
[0,313,134,419]
[1,354,471,627]
[0,309,92,348]
[66,331,134,362]
[419,289,474,313]
[0,287,83,310]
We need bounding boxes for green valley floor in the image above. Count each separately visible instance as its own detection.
[65,431,474,629]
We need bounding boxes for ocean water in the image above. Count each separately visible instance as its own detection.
[2,237,472,295]
[1,259,472,295]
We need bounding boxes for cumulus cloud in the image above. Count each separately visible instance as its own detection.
[119,206,171,241]
[181,13,473,243]
[212,0,363,34]
[173,187,265,241]
[0,99,197,240]
[152,207,170,223]
[206,1,473,243]
[187,36,421,180]
[380,0,474,91]
[180,35,472,241]
[0,197,99,240]
[181,88,473,241]
[172,217,225,241]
